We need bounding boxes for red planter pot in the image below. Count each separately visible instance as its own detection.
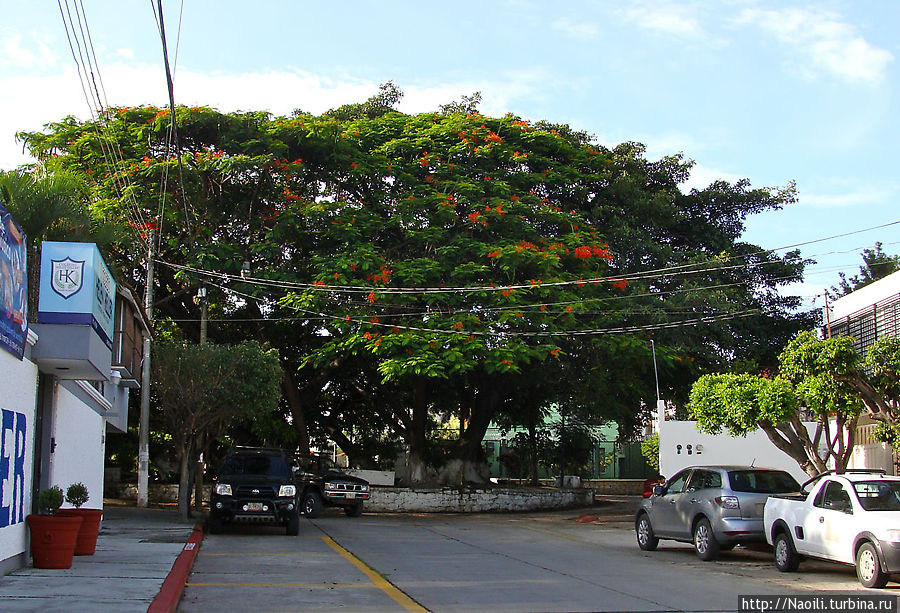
[25,514,83,569]
[57,508,103,555]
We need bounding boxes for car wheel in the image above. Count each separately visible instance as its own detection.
[635,513,659,551]
[285,509,300,536]
[857,542,889,588]
[774,532,800,572]
[693,517,720,561]
[344,503,363,517]
[303,491,323,518]
[208,513,224,535]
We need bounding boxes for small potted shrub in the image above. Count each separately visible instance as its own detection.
[57,482,103,555]
[25,486,83,569]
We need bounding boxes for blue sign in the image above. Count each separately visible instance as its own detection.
[0,201,28,360]
[38,242,116,349]
[0,408,27,528]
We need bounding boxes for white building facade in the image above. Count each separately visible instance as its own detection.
[829,270,900,474]
[0,224,148,574]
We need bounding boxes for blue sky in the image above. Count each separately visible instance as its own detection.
[1,1,897,309]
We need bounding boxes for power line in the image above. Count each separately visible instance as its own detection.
[56,0,151,251]
[155,213,899,299]
[204,277,763,338]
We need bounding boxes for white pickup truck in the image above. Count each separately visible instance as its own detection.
[763,470,900,588]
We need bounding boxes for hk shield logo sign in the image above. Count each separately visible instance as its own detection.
[51,257,85,299]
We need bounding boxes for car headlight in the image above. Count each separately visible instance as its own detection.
[278,485,296,497]
[325,482,336,490]
[360,485,369,492]
[886,529,900,542]
[215,483,232,496]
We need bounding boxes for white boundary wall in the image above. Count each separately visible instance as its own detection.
[0,335,37,575]
[659,420,820,484]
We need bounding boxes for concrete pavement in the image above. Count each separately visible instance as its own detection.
[0,496,633,612]
[0,503,201,613]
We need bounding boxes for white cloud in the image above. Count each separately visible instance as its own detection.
[617,1,704,38]
[737,8,893,83]
[0,30,58,70]
[797,184,895,209]
[552,17,600,40]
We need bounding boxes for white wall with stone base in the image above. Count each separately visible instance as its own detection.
[366,486,593,513]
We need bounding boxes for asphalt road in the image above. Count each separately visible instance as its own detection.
[178,503,891,613]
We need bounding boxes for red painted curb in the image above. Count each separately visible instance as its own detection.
[147,523,205,613]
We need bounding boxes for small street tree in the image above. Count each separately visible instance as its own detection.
[152,340,282,518]
[687,330,900,477]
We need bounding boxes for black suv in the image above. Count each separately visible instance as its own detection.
[295,455,371,518]
[209,447,300,535]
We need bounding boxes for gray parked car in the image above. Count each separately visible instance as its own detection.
[635,465,800,560]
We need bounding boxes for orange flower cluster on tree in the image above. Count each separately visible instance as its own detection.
[573,245,613,261]
[282,188,300,201]
[366,268,392,284]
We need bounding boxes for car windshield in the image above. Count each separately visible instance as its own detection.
[854,481,900,511]
[220,453,289,477]
[728,470,800,493]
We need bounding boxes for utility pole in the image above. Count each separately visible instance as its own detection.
[198,284,207,345]
[137,231,155,508]
[824,292,833,339]
[651,339,665,432]
[194,284,207,512]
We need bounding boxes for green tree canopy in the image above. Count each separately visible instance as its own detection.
[152,340,281,517]
[18,88,812,484]
[687,330,899,477]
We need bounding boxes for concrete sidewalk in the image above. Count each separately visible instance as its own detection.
[0,503,200,613]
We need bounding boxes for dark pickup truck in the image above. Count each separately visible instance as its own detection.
[208,447,301,535]
[295,455,371,518]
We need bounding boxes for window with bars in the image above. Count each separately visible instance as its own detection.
[832,293,900,356]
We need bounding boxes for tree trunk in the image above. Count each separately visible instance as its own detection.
[406,382,429,485]
[177,439,193,520]
[282,367,310,455]
[439,384,497,486]
[528,410,539,486]
[759,420,826,478]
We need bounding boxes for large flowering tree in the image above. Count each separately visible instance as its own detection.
[18,87,811,484]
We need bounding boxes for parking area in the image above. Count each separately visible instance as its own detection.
[179,521,425,612]
[176,503,884,612]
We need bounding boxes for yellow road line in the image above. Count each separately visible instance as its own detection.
[322,536,428,613]
[186,582,377,588]
[199,552,331,557]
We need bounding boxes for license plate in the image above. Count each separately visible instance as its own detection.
[346,492,356,499]
[247,502,264,511]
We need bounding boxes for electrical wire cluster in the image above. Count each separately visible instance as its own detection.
[53,5,900,340]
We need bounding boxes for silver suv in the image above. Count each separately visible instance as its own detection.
[635,465,800,560]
